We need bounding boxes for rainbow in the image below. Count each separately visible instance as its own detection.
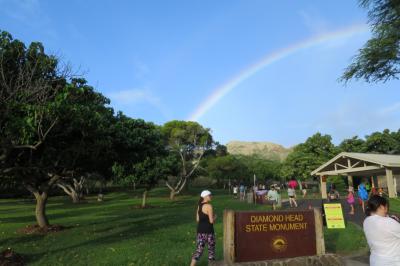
[188,23,369,121]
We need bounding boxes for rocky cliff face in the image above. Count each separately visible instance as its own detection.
[226,141,292,161]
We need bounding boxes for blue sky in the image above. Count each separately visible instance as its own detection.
[1,0,399,147]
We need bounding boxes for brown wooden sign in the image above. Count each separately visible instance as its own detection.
[229,210,320,262]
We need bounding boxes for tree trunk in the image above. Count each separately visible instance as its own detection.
[142,190,148,208]
[71,191,80,203]
[169,189,176,200]
[34,192,49,228]
[57,183,81,203]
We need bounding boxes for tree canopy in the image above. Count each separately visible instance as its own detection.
[0,30,178,227]
[281,133,338,180]
[162,120,213,199]
[342,0,400,82]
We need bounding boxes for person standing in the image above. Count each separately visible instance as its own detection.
[347,186,355,215]
[267,185,278,210]
[191,190,216,265]
[301,181,307,198]
[233,185,238,199]
[358,181,369,213]
[365,180,371,194]
[363,195,400,265]
[288,187,298,207]
[239,184,245,201]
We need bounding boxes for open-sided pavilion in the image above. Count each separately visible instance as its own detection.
[311,152,400,199]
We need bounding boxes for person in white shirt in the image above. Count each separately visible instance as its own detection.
[233,185,238,199]
[363,195,400,266]
[267,186,278,210]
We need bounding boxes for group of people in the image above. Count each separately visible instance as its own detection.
[232,184,246,200]
[231,177,308,210]
[334,179,400,265]
[190,186,400,265]
[345,179,389,215]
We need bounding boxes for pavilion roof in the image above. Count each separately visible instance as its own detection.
[311,152,400,176]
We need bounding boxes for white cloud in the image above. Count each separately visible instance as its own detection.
[107,89,171,119]
[313,101,400,143]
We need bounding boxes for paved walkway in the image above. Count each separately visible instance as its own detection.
[280,197,366,227]
[344,255,369,266]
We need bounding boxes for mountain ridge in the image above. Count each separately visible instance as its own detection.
[226,141,293,161]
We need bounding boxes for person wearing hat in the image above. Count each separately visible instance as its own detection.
[190,190,216,265]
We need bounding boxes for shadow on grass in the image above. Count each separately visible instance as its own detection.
[7,194,195,263]
[1,190,229,265]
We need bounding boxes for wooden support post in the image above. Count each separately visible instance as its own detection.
[320,176,327,199]
[223,209,235,264]
[314,208,325,255]
[347,175,353,187]
[386,168,396,198]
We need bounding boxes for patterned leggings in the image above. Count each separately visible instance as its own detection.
[192,233,216,261]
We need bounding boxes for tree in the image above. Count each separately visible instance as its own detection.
[130,156,174,207]
[281,133,338,180]
[111,114,169,205]
[364,129,399,153]
[50,79,115,203]
[339,136,366,152]
[162,120,213,200]
[205,155,247,186]
[0,31,69,228]
[342,0,400,82]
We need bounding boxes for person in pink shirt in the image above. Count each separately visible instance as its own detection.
[288,177,298,189]
[347,186,355,215]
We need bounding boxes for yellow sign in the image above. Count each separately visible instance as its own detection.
[323,203,345,229]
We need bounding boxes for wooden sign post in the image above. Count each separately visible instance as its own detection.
[223,209,325,263]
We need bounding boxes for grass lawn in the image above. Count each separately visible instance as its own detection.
[0,188,367,265]
[389,197,400,214]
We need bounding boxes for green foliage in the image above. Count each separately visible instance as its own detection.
[338,129,400,154]
[327,176,347,193]
[283,129,400,182]
[238,155,282,181]
[204,154,282,185]
[338,136,366,152]
[205,155,246,183]
[162,120,214,195]
[364,129,400,153]
[162,120,213,150]
[282,133,338,180]
[342,0,400,82]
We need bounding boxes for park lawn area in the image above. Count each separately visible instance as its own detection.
[0,189,367,266]
[324,223,368,255]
